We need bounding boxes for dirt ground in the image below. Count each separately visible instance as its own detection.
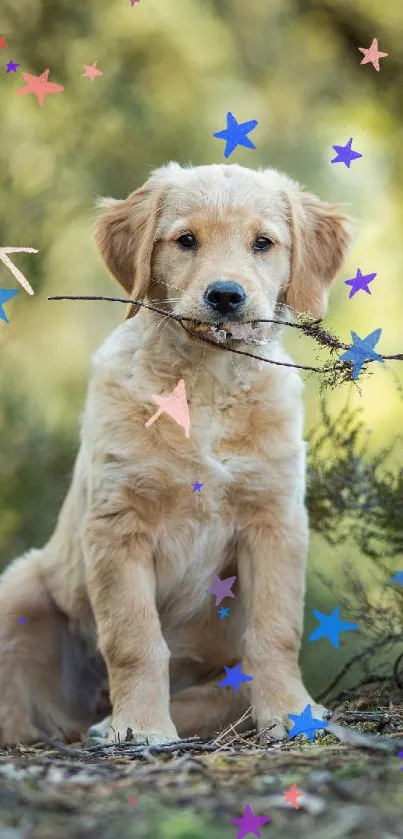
[1,684,403,839]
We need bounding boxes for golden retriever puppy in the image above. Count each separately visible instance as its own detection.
[0,163,351,747]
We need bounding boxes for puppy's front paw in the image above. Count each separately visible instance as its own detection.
[95,715,179,746]
[255,700,331,744]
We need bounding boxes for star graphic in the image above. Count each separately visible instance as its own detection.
[6,61,20,73]
[390,571,403,586]
[231,804,271,838]
[192,482,203,492]
[359,38,388,72]
[0,288,19,323]
[283,783,303,810]
[128,795,137,804]
[16,68,64,107]
[206,573,236,606]
[0,247,38,294]
[331,137,362,168]
[309,607,359,649]
[0,37,8,48]
[19,617,26,624]
[130,0,140,5]
[339,328,384,380]
[219,663,253,693]
[213,112,258,159]
[145,379,190,437]
[218,607,229,618]
[288,704,328,742]
[81,62,103,81]
[397,750,403,769]
[345,267,377,299]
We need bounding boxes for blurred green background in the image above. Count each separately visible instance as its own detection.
[1,0,402,698]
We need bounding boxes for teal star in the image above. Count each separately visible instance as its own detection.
[0,288,19,323]
[339,328,384,379]
[309,607,359,649]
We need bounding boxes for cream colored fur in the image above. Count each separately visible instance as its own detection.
[0,163,351,746]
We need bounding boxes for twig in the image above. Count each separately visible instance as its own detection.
[48,294,402,383]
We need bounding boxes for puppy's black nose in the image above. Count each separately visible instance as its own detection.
[203,281,247,317]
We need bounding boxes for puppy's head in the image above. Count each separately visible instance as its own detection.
[94,163,352,343]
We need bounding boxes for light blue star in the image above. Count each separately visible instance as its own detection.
[0,288,19,323]
[219,663,253,693]
[309,607,359,649]
[390,571,403,586]
[339,328,384,379]
[218,607,229,619]
[288,704,328,742]
[213,112,258,159]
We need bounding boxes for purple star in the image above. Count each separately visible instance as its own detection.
[231,804,271,838]
[345,267,377,299]
[397,750,403,769]
[219,663,253,693]
[19,617,26,624]
[192,482,203,492]
[6,61,20,74]
[331,137,362,168]
[206,573,236,605]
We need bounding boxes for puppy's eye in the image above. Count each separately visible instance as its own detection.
[253,236,273,252]
[177,233,197,250]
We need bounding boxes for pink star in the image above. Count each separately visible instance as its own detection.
[130,0,140,5]
[206,573,236,606]
[358,38,388,72]
[81,62,103,81]
[144,379,190,438]
[15,69,64,107]
[283,783,303,810]
[231,804,271,839]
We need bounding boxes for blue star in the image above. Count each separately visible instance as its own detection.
[331,137,362,168]
[288,704,328,742]
[390,571,403,586]
[339,328,384,380]
[397,750,403,770]
[213,112,258,159]
[218,607,229,618]
[219,663,253,693]
[0,289,19,323]
[19,617,26,624]
[309,607,359,649]
[192,482,203,492]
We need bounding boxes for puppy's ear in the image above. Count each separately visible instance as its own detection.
[94,181,166,319]
[283,190,353,319]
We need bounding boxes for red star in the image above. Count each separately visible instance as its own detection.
[358,38,388,72]
[0,36,8,47]
[283,783,303,810]
[16,68,64,107]
[128,796,137,805]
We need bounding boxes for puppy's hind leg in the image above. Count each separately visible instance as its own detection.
[0,550,103,746]
[170,676,251,740]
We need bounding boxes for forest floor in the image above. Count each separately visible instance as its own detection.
[1,679,403,839]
